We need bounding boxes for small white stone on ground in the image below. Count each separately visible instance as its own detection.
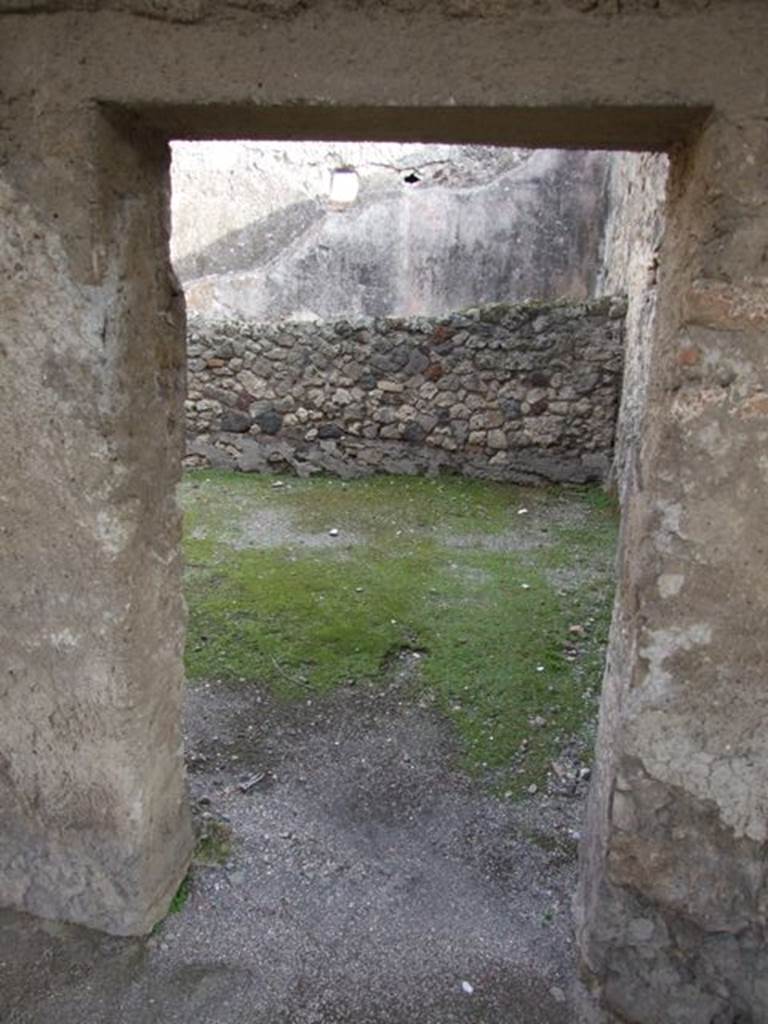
[550,985,566,1003]
[461,981,474,995]
[328,528,339,537]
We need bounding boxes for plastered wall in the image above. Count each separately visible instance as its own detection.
[171,142,612,320]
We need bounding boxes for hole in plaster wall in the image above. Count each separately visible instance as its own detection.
[329,167,360,204]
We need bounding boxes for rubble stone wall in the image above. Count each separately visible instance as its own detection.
[185,297,625,483]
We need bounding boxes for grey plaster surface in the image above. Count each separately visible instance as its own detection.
[171,143,610,321]
[1,669,583,1024]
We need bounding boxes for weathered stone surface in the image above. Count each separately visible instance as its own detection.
[0,111,193,936]
[184,298,624,484]
[0,0,739,19]
[598,151,669,500]
[577,115,768,1024]
[2,6,768,1019]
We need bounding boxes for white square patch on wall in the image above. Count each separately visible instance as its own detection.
[329,168,359,204]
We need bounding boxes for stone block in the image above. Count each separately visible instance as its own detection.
[220,410,251,433]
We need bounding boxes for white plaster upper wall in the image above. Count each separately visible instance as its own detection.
[170,141,534,265]
[170,141,613,320]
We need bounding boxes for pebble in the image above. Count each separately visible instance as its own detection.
[329,528,339,537]
[461,981,474,995]
[550,985,566,1004]
[527,783,538,794]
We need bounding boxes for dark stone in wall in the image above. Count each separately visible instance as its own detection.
[220,410,251,433]
[317,423,344,439]
[501,397,523,419]
[253,409,283,435]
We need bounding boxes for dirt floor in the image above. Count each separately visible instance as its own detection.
[0,656,587,1024]
[1,475,614,1024]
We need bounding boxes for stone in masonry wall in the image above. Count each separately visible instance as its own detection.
[185,297,626,483]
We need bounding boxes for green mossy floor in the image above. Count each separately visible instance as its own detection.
[181,471,618,795]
